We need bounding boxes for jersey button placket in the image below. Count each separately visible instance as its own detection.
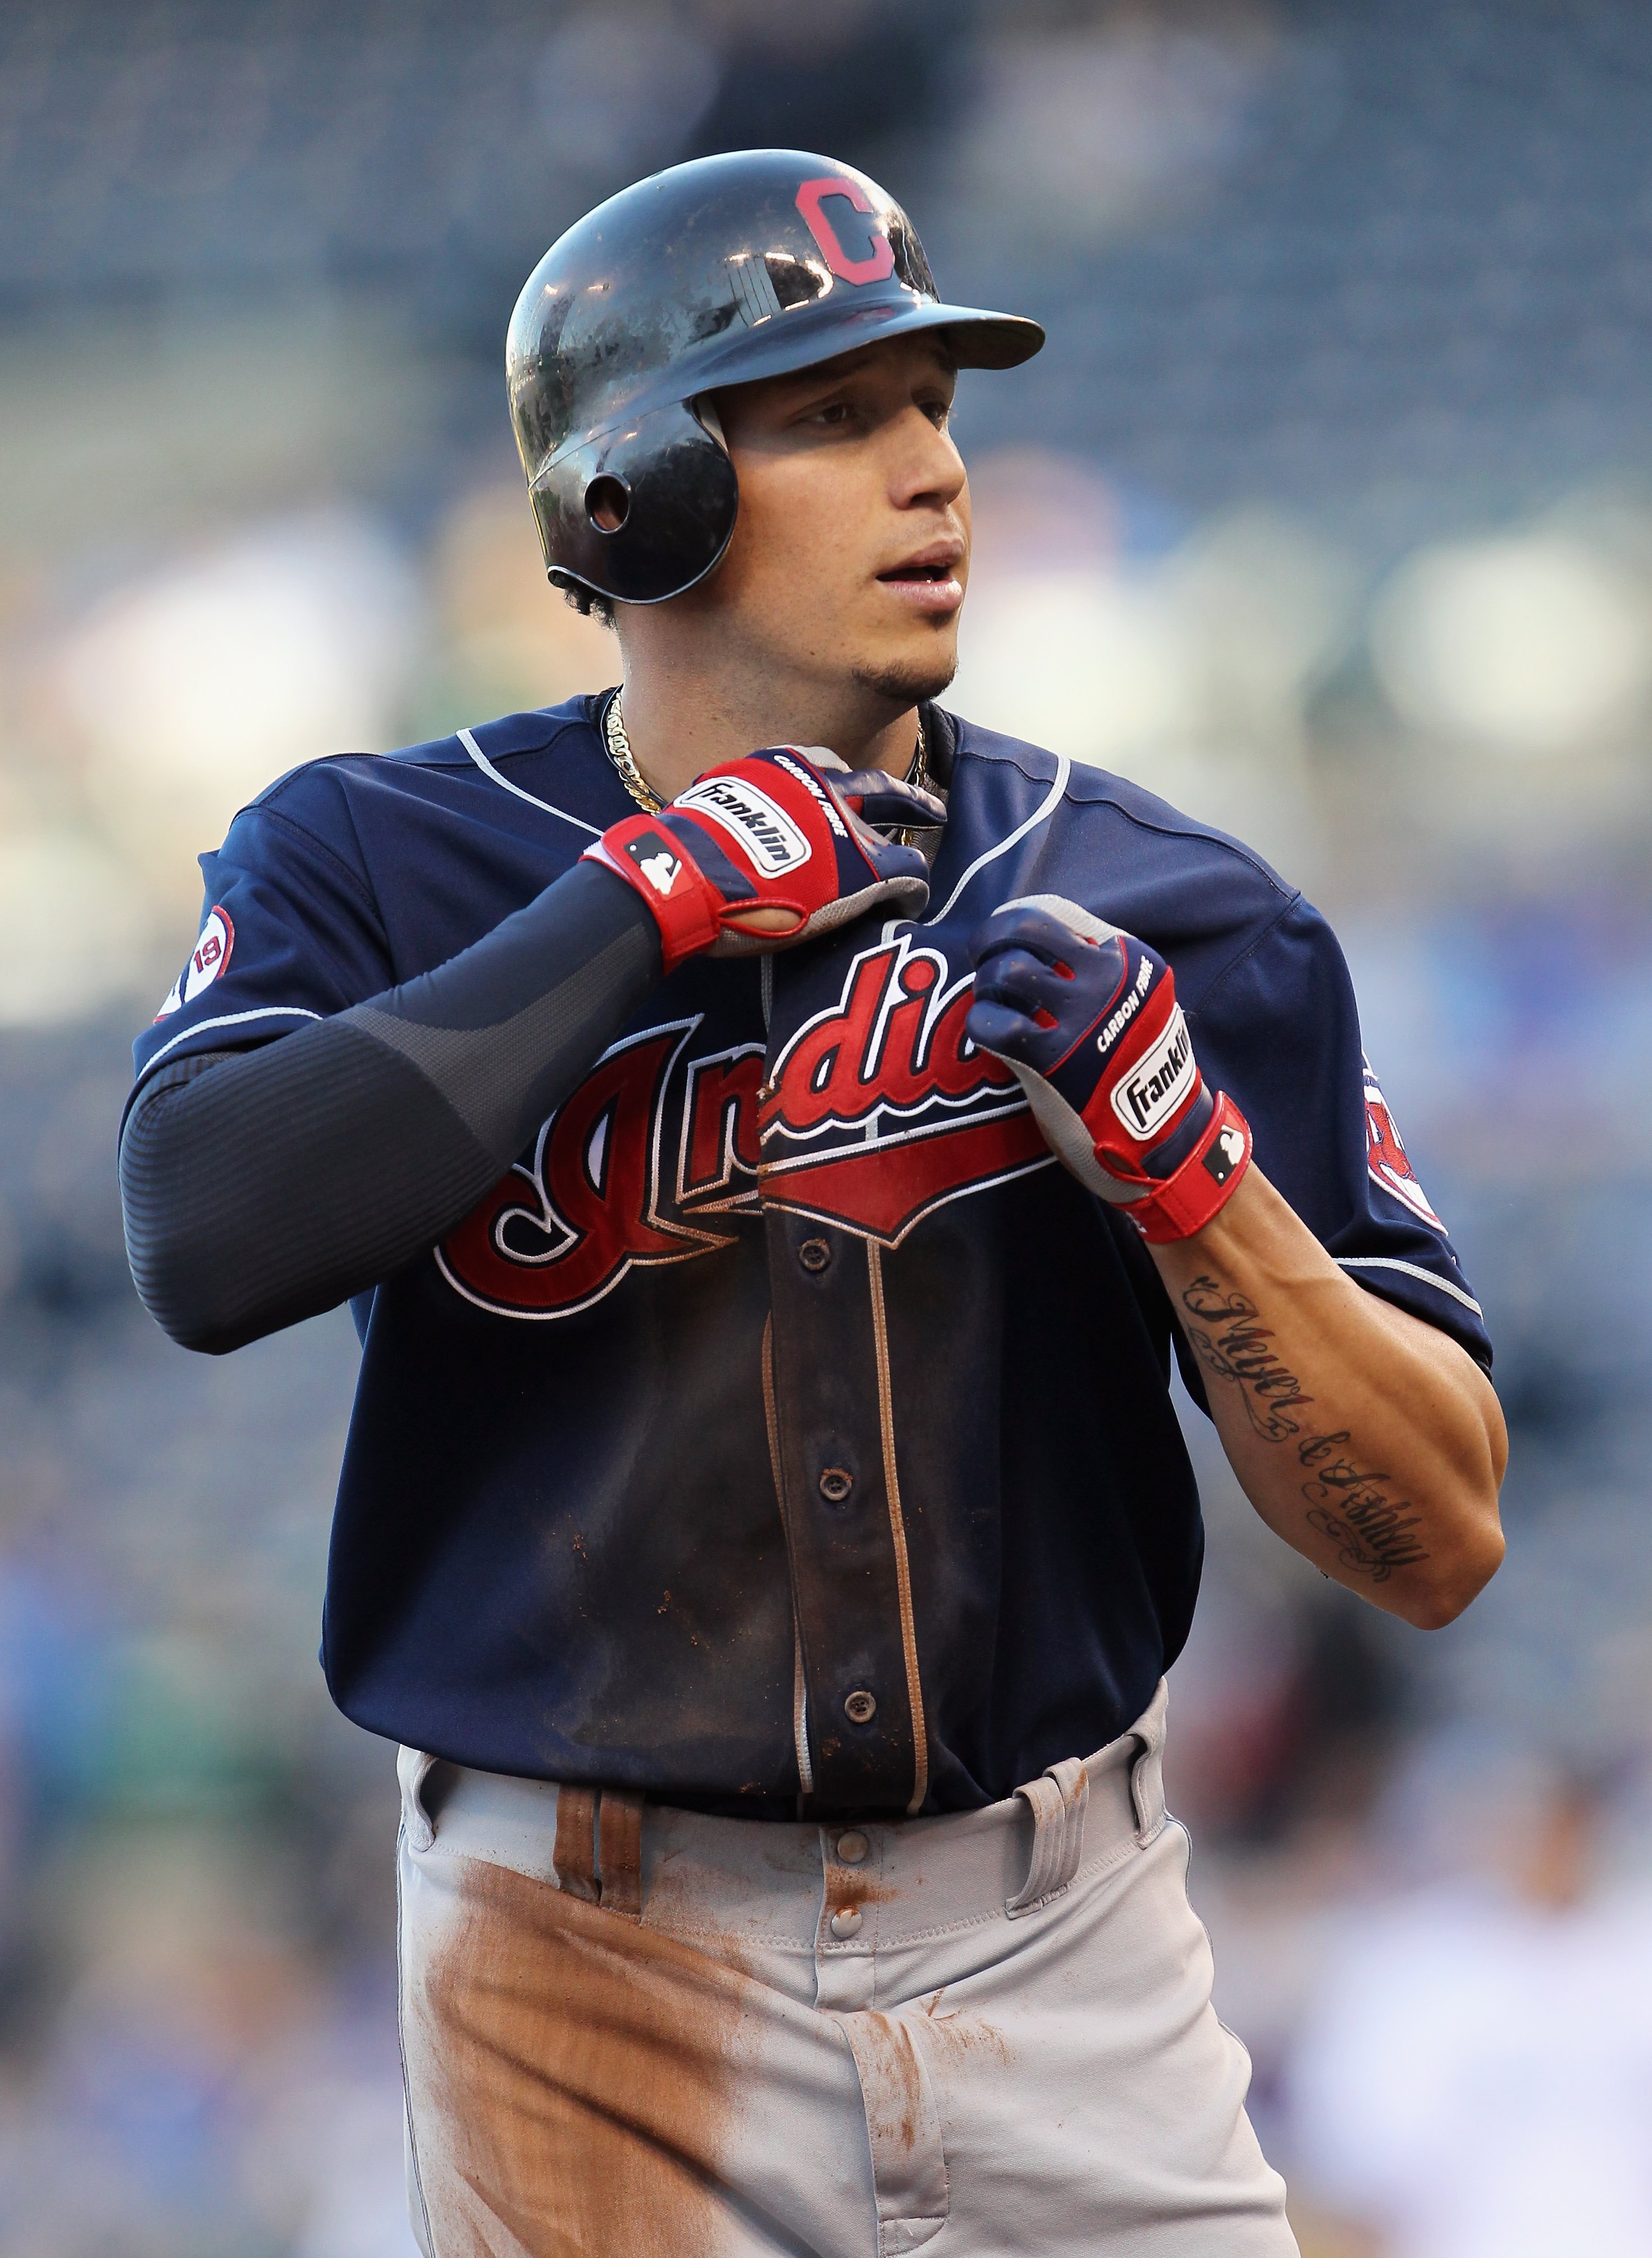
[763,1179,911,1814]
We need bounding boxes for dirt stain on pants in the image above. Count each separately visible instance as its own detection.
[403,1856,771,2258]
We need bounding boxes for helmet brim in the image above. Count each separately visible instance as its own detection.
[553,297,1044,468]
[684,295,1047,383]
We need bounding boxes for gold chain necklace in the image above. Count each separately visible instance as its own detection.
[603,689,664,814]
[604,688,930,828]
[897,716,932,847]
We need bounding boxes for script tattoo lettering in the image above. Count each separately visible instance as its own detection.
[1297,1430,1429,1583]
[1179,1277,1315,1441]
[1179,1277,1431,1585]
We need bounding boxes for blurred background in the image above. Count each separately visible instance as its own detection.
[0,0,1649,2250]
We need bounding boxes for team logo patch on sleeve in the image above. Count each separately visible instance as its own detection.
[154,905,234,1020]
[1363,1059,1445,1231]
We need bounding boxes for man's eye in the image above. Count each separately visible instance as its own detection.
[811,402,855,427]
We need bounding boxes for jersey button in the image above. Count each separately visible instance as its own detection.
[819,1467,853,1504]
[843,1688,877,1724]
[829,1906,864,1940]
[798,1237,832,1273]
[836,1829,869,1865]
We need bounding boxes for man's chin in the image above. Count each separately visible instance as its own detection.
[850,646,960,710]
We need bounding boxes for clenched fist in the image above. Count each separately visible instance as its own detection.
[967,894,1251,1243]
[586,745,944,974]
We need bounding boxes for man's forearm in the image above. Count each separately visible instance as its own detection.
[1151,1166,1507,1627]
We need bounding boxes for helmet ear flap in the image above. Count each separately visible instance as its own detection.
[530,400,739,606]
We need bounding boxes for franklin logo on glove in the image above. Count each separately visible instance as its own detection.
[672,777,813,876]
[967,894,1252,1244]
[1114,1010,1195,1139]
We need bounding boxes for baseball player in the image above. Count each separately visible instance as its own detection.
[119,151,1506,2256]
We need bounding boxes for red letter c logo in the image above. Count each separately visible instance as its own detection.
[795,176,896,286]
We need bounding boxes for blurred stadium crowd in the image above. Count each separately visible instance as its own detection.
[1,1,1650,2251]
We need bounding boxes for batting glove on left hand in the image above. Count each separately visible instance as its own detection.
[966,895,1251,1242]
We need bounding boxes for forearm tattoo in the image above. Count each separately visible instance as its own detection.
[1179,1274,1430,1583]
[1296,1430,1429,1583]
[1179,1281,1313,1441]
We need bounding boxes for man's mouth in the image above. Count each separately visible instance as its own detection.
[877,544,965,610]
[878,541,965,585]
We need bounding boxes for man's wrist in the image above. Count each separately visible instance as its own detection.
[583,814,723,972]
[1126,1091,1252,1244]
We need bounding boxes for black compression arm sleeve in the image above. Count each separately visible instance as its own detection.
[120,862,662,1354]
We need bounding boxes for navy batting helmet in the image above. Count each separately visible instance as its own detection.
[506,148,1044,608]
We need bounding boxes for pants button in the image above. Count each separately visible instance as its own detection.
[819,1467,853,1504]
[798,1237,831,1273]
[843,1689,877,1724]
[829,1906,864,1940]
[836,1829,869,1865]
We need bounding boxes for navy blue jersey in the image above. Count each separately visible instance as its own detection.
[131,696,1490,1814]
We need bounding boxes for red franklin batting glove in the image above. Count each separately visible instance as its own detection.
[966,894,1251,1243]
[583,745,945,975]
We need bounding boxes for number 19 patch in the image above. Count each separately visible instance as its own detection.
[154,905,234,1021]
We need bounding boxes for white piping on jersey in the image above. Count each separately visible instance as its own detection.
[762,1315,814,1796]
[1337,1255,1483,1318]
[458,726,603,836]
[868,1239,929,1817]
[922,753,1071,927]
[140,1004,322,1079]
[791,1633,812,1801]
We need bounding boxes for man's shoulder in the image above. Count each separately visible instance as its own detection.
[240,695,609,841]
[944,711,1301,955]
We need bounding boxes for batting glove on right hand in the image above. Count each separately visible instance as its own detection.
[966,894,1251,1242]
[585,745,944,975]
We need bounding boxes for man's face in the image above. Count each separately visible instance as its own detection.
[699,333,970,708]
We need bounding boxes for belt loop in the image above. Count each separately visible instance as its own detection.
[553,1785,601,1902]
[597,1788,645,1920]
[1130,1680,1170,1846]
[396,1747,439,1854]
[1006,1755,1089,1919]
[552,1786,645,1918]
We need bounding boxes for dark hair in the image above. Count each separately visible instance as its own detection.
[551,572,617,630]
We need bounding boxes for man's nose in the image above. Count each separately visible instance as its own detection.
[891,408,966,510]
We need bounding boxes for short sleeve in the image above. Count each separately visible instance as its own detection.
[130,775,394,1103]
[1184,895,1492,1372]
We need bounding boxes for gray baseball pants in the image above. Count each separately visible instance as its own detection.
[395,1684,1297,2256]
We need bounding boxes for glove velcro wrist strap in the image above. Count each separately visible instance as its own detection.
[582,818,723,973]
[1129,1091,1252,1245]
